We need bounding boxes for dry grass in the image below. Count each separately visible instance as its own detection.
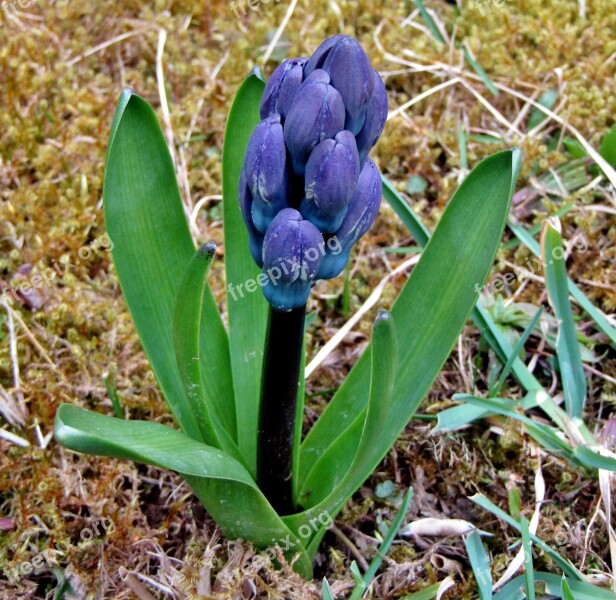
[0,0,615,597]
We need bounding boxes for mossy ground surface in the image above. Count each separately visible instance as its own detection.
[0,0,615,597]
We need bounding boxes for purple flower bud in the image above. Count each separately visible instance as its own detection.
[303,35,345,76]
[260,58,306,121]
[355,70,388,166]
[317,158,382,279]
[300,130,360,233]
[283,70,345,175]
[310,35,375,135]
[262,208,324,310]
[244,114,289,233]
[239,168,265,268]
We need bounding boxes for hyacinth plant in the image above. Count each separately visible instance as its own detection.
[54,36,521,577]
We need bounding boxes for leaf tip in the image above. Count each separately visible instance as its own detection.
[198,242,217,257]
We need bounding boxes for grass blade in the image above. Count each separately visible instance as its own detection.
[470,493,582,580]
[508,218,616,347]
[494,572,616,600]
[541,219,587,417]
[349,488,413,600]
[413,0,445,43]
[465,529,493,600]
[520,516,535,600]
[489,307,543,397]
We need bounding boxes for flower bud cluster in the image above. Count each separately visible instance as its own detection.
[240,35,387,310]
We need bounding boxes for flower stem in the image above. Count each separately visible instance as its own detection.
[257,304,306,515]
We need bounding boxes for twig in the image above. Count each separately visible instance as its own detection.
[306,255,419,379]
[262,0,298,65]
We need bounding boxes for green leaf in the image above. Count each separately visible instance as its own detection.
[413,0,445,43]
[527,89,558,130]
[461,44,499,96]
[460,395,576,459]
[494,572,616,600]
[348,487,413,600]
[541,219,587,417]
[599,124,616,167]
[54,404,313,577]
[465,530,492,600]
[286,312,398,537]
[322,578,336,600]
[222,71,268,473]
[574,446,616,471]
[489,307,542,397]
[400,583,443,600]
[103,89,234,443]
[561,575,575,600]
[299,150,521,507]
[405,174,428,195]
[382,175,430,246]
[520,516,535,600]
[173,244,241,460]
[104,90,200,440]
[508,218,616,347]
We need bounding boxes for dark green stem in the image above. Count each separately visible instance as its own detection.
[257,304,306,515]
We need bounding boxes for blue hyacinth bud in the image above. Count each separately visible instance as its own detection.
[303,35,344,76]
[283,69,345,175]
[262,208,324,311]
[317,158,382,280]
[300,130,360,233]
[244,114,289,233]
[239,168,265,268]
[260,58,306,121]
[307,35,374,135]
[355,70,388,166]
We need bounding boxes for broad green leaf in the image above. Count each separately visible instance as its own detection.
[469,493,582,580]
[494,572,616,600]
[299,150,521,506]
[222,71,268,473]
[508,218,616,347]
[286,312,398,538]
[541,219,587,417]
[54,405,312,577]
[103,89,233,442]
[465,530,492,600]
[384,171,544,433]
[173,244,241,461]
